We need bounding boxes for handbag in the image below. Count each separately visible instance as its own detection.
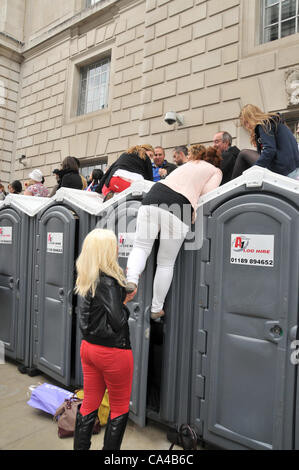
[168,424,198,451]
[54,395,101,438]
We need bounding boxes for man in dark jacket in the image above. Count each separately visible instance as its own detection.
[152,146,177,181]
[213,131,240,185]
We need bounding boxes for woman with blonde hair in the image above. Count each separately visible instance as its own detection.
[126,144,222,320]
[232,104,299,179]
[74,229,136,450]
[98,145,154,198]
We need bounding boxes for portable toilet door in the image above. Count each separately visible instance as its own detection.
[33,205,78,386]
[96,181,155,427]
[193,169,299,450]
[0,207,22,361]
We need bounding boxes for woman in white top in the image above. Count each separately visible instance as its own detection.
[126,144,223,320]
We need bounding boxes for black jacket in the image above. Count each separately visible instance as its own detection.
[254,117,299,176]
[220,146,240,185]
[79,274,131,349]
[98,152,153,193]
[58,169,83,190]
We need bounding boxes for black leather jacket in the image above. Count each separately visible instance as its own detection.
[80,274,131,350]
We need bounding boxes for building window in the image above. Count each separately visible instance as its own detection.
[263,0,299,43]
[77,58,110,116]
[87,0,102,6]
[81,160,107,182]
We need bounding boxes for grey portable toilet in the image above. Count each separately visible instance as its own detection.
[32,188,104,387]
[0,195,51,370]
[190,167,299,450]
[96,181,206,431]
[95,181,156,427]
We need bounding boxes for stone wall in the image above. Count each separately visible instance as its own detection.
[1,0,299,188]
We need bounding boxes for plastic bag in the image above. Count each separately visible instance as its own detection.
[27,383,74,415]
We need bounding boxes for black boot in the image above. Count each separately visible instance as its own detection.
[102,412,129,450]
[73,405,98,450]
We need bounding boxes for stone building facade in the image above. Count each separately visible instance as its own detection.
[0,0,299,188]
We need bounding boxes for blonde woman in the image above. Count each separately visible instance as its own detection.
[98,145,154,198]
[74,229,136,451]
[126,145,223,321]
[233,104,299,179]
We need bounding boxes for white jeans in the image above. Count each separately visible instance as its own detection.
[126,205,189,313]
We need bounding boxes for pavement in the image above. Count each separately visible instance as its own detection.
[0,359,180,451]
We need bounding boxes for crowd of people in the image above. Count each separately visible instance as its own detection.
[71,104,299,451]
[2,104,299,450]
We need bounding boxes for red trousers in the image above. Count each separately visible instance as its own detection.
[80,340,133,419]
[102,176,132,196]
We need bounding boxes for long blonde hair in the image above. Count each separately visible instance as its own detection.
[75,229,126,297]
[239,104,280,146]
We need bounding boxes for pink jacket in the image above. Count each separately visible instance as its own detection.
[161,160,222,219]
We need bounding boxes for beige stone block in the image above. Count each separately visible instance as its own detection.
[62,123,76,138]
[156,16,180,38]
[167,27,192,49]
[181,3,207,27]
[168,0,193,16]
[144,37,166,57]
[87,30,96,48]
[95,28,105,44]
[41,119,55,132]
[105,23,116,40]
[141,101,164,119]
[208,0,240,16]
[125,37,144,56]
[115,19,127,35]
[144,25,155,43]
[189,123,219,144]
[164,94,190,112]
[181,109,204,128]
[192,50,221,73]
[223,6,240,27]
[177,73,205,94]
[30,155,45,167]
[122,93,141,109]
[115,55,134,72]
[194,15,222,38]
[86,132,98,157]
[113,81,132,98]
[142,68,165,88]
[69,133,88,157]
[205,101,240,124]
[146,0,156,12]
[179,37,206,60]
[166,60,191,81]
[240,53,276,78]
[154,48,178,69]
[278,44,299,68]
[106,137,129,154]
[145,6,168,26]
[205,63,238,86]
[207,25,239,51]
[142,56,154,73]
[259,70,287,112]
[28,124,41,136]
[47,128,62,141]
[162,129,189,148]
[111,110,130,125]
[120,121,139,137]
[192,86,221,108]
[93,113,111,130]
[152,81,177,101]
[76,120,93,134]
[40,142,54,154]
[116,29,136,47]
[223,44,239,64]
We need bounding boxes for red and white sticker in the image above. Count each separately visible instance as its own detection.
[231,234,274,267]
[47,232,63,254]
[0,227,12,244]
[118,232,135,258]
